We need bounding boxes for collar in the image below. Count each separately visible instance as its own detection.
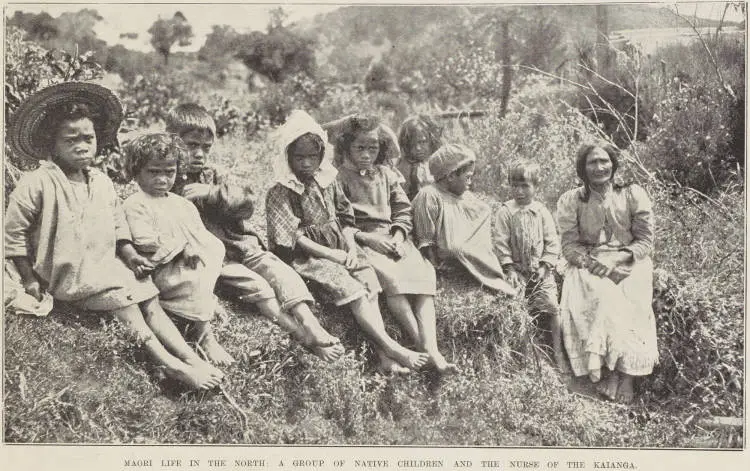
[503,199,544,215]
[342,160,378,177]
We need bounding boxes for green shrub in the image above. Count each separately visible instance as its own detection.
[642,84,741,193]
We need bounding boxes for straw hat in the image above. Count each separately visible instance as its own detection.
[8,81,123,161]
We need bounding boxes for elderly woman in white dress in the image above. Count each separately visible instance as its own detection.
[556,143,659,403]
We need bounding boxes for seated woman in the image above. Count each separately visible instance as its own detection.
[556,142,659,404]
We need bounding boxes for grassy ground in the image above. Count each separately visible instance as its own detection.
[3,134,740,447]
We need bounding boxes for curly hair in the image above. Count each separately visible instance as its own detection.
[165,103,216,138]
[398,114,443,162]
[39,103,103,154]
[575,142,622,202]
[123,132,188,180]
[331,114,396,167]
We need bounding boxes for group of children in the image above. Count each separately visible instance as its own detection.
[5,82,565,390]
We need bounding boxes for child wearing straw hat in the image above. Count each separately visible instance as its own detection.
[4,82,225,390]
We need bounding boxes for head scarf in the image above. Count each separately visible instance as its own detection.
[429,143,477,181]
[273,110,338,195]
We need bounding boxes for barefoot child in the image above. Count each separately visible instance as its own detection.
[122,133,231,365]
[4,82,223,390]
[165,104,343,362]
[495,161,564,368]
[412,144,515,295]
[266,110,429,373]
[331,115,457,374]
[396,114,443,200]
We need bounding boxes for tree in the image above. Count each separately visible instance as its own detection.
[198,24,240,64]
[7,11,58,42]
[234,8,316,84]
[148,11,193,65]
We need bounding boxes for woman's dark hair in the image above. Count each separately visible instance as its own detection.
[287,132,325,162]
[398,114,443,161]
[575,142,622,202]
[40,102,102,155]
[332,115,392,166]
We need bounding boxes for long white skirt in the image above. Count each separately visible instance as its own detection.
[560,257,659,377]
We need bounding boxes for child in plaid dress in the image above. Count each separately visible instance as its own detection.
[266,110,429,374]
[166,104,343,362]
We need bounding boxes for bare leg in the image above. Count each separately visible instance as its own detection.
[192,320,235,366]
[375,347,409,375]
[139,299,224,380]
[348,296,429,370]
[253,299,343,362]
[113,302,222,390]
[289,302,340,347]
[385,295,420,344]
[412,295,457,374]
[253,298,303,336]
[549,313,565,370]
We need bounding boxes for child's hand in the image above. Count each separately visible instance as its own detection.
[182,245,204,269]
[182,183,211,202]
[362,233,399,257]
[330,249,358,270]
[124,252,155,279]
[23,280,44,301]
[344,249,360,270]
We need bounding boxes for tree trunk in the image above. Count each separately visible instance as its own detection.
[595,5,609,74]
[499,18,512,118]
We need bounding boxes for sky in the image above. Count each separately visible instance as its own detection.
[4,2,745,53]
[5,3,341,52]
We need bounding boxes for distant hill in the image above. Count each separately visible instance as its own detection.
[305,4,737,42]
[300,4,739,84]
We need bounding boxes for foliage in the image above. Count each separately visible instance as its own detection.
[117,73,191,127]
[641,84,741,192]
[364,61,396,93]
[235,12,317,85]
[148,12,193,65]
[7,9,108,63]
[645,186,744,418]
[4,27,106,197]
[197,24,241,66]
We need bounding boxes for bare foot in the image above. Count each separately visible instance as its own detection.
[616,373,635,404]
[167,362,222,390]
[388,347,430,370]
[214,303,230,324]
[377,352,410,375]
[299,324,339,348]
[596,371,619,401]
[185,357,225,381]
[200,333,236,366]
[428,352,458,375]
[311,343,345,362]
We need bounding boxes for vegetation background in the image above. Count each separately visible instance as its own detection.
[3,3,745,447]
